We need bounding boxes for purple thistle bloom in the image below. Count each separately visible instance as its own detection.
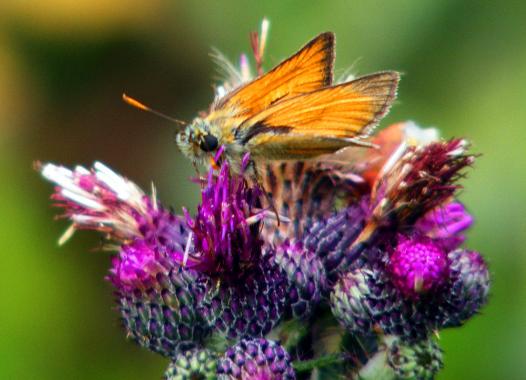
[109,227,215,356]
[177,153,265,279]
[110,239,169,291]
[116,262,212,356]
[217,338,296,380]
[388,234,449,299]
[39,161,215,355]
[416,201,473,251]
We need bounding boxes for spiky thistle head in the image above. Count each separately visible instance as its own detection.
[330,244,489,341]
[39,161,216,356]
[370,138,474,226]
[177,153,266,280]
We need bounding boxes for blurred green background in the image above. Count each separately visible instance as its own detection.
[1,1,524,379]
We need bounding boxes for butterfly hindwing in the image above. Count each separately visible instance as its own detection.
[236,71,400,159]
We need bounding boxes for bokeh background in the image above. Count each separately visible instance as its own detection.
[1,1,524,379]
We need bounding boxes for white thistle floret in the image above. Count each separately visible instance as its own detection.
[40,162,151,244]
[379,122,441,180]
[42,164,105,211]
[403,121,440,146]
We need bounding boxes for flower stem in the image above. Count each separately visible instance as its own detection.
[293,353,346,372]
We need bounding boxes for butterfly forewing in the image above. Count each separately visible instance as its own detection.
[208,32,335,123]
[236,71,400,159]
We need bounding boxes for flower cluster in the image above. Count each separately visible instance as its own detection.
[39,20,489,380]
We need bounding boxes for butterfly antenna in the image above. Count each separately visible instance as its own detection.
[122,93,187,128]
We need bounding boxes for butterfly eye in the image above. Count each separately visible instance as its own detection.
[199,134,219,152]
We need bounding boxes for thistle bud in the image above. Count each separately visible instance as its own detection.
[439,249,490,327]
[274,241,327,319]
[164,348,218,380]
[217,338,295,379]
[387,337,443,380]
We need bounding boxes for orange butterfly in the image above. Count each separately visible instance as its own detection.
[125,31,400,171]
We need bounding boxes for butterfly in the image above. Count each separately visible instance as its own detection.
[125,31,400,172]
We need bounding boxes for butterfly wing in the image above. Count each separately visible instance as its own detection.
[207,32,335,125]
[235,71,400,159]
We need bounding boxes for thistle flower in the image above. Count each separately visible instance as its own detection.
[165,154,289,340]
[369,138,474,227]
[178,153,264,278]
[330,244,489,341]
[115,247,213,356]
[39,162,215,356]
[217,338,296,380]
[38,127,488,376]
[164,348,218,380]
[39,161,183,245]
[388,234,449,299]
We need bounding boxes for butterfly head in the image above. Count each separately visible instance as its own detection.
[176,117,221,165]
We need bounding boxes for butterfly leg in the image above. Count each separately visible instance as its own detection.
[191,159,208,189]
[248,159,281,226]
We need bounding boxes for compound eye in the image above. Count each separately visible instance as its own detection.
[199,134,219,152]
